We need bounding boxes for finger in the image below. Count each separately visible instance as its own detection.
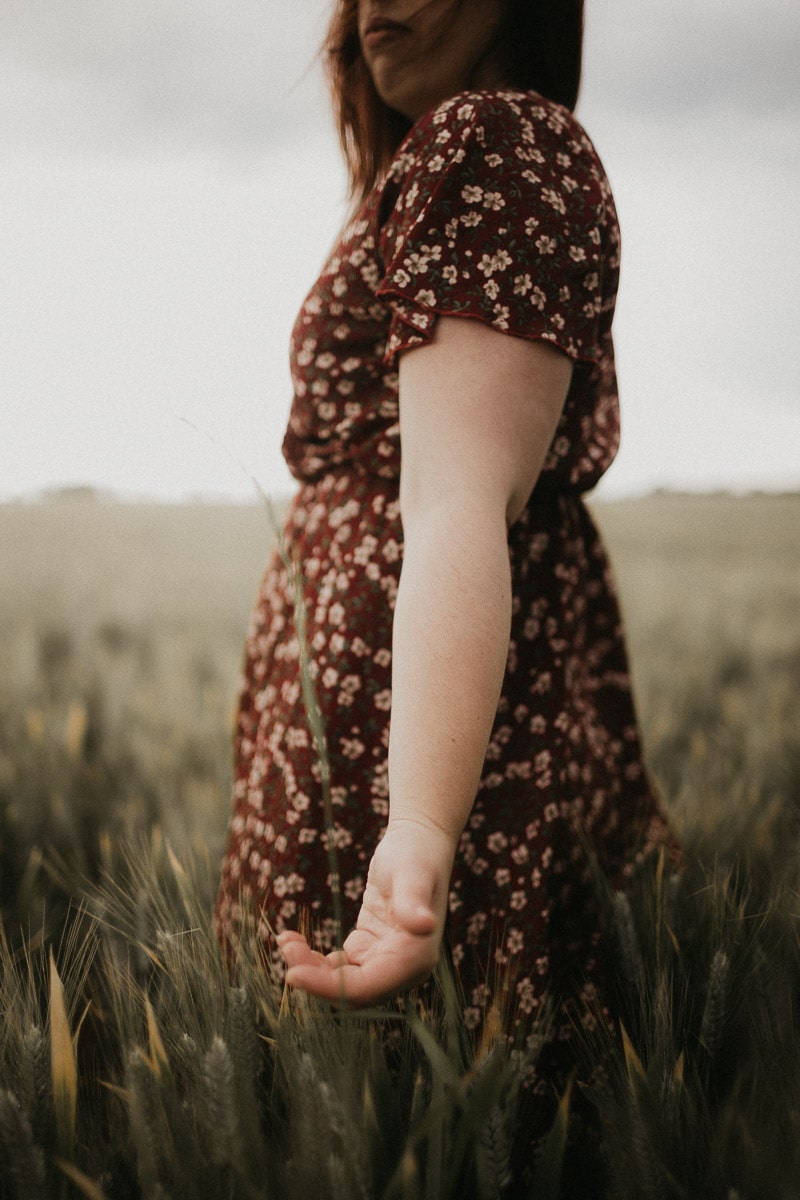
[286,953,434,1006]
[284,961,353,1004]
[279,939,330,971]
[276,930,309,949]
[283,943,394,1004]
[277,931,349,963]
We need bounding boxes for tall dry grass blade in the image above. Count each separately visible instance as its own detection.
[423,1078,445,1200]
[533,1074,573,1200]
[672,1051,685,1087]
[144,995,169,1079]
[55,1158,108,1200]
[402,1146,422,1200]
[612,890,644,995]
[664,920,681,957]
[620,1022,647,1086]
[362,1074,379,1140]
[471,1002,504,1079]
[286,548,344,951]
[408,1012,459,1090]
[384,1145,421,1200]
[409,1068,427,1129]
[48,950,77,1161]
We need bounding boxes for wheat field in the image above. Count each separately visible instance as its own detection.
[1,491,798,1198]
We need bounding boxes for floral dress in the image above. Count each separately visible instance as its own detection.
[215,89,672,1073]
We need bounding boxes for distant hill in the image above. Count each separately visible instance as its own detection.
[36,484,117,504]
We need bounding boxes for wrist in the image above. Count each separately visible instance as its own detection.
[382,815,460,886]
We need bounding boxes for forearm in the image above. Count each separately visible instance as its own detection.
[388,497,512,847]
[280,501,515,1000]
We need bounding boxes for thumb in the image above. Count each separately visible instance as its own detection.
[392,876,439,936]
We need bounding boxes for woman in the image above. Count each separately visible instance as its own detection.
[216,0,673,1072]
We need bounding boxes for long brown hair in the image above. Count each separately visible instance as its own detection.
[324,0,586,200]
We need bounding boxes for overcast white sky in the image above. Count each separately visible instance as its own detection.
[2,0,798,502]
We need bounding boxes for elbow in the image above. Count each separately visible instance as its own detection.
[400,471,534,540]
[400,481,512,548]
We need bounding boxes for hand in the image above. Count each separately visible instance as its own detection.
[277,818,456,1005]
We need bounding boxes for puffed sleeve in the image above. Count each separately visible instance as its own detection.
[376,91,618,367]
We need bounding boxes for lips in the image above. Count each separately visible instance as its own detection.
[362,15,411,48]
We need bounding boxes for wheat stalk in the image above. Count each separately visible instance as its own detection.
[699,949,730,1060]
[126,1049,170,1194]
[200,1035,241,1168]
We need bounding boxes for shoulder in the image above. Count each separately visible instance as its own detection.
[386,89,606,187]
[375,90,620,368]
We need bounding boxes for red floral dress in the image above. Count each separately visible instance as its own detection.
[215,90,673,1067]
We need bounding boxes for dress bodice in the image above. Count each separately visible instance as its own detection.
[282,88,622,495]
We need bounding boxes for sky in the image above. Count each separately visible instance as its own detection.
[2,0,798,503]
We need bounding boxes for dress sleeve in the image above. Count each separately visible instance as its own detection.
[376,92,615,367]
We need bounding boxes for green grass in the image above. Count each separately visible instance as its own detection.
[1,491,799,1198]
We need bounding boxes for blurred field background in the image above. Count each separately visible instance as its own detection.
[3,489,797,872]
[1,490,799,1197]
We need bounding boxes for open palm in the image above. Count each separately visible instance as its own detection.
[277,820,455,1005]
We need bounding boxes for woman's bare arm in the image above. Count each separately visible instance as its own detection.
[278,316,572,1002]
